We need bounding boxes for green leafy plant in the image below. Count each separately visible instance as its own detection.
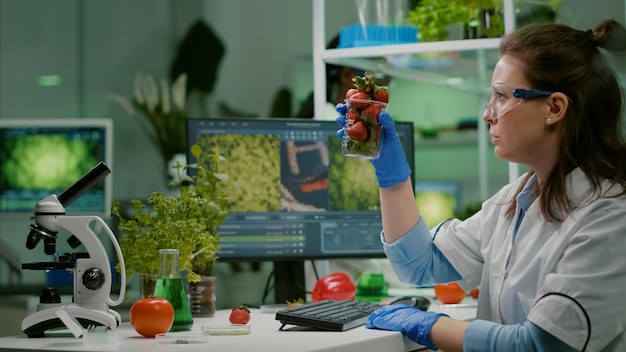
[406,0,561,42]
[113,145,228,283]
[108,73,188,166]
[407,0,477,42]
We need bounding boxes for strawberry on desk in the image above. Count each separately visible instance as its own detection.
[287,298,305,308]
[229,305,251,325]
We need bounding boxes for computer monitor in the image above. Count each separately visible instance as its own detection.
[414,181,461,228]
[186,117,414,303]
[0,118,113,218]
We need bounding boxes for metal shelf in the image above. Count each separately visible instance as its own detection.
[311,0,518,199]
[320,38,501,60]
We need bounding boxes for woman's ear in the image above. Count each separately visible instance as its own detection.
[546,92,569,125]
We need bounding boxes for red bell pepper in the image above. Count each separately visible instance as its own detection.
[311,272,356,302]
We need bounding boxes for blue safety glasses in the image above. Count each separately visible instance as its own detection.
[485,84,555,120]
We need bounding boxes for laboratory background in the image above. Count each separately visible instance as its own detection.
[0,0,624,337]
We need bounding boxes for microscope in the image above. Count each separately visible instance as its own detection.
[20,161,126,338]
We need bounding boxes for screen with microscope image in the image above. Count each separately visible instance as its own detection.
[186,117,414,261]
[0,118,112,217]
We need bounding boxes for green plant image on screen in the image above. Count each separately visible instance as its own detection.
[328,137,380,211]
[414,182,460,228]
[193,133,381,214]
[196,133,281,212]
[1,135,99,191]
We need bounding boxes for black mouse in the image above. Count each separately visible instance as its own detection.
[390,295,431,311]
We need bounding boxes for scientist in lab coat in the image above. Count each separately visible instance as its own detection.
[337,18,626,351]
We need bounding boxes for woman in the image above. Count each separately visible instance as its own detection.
[337,19,626,351]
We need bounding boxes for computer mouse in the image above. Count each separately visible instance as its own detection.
[389,295,431,311]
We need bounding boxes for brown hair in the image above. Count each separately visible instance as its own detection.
[500,19,626,221]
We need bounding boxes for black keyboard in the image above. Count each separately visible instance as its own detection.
[275,300,382,331]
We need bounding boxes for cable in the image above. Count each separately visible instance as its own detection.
[535,292,591,351]
[261,268,274,305]
[310,260,320,281]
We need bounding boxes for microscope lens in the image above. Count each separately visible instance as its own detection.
[25,229,42,250]
[44,236,56,255]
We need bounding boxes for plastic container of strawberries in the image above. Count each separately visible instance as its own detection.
[342,98,388,160]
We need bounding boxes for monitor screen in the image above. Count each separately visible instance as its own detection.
[0,118,113,218]
[414,181,461,228]
[186,117,414,302]
[187,117,414,261]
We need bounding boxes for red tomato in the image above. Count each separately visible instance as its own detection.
[311,272,356,302]
[434,282,466,304]
[469,287,480,299]
[129,297,174,337]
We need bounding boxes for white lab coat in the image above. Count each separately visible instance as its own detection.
[435,168,626,351]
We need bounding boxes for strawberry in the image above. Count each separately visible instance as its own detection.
[361,103,383,122]
[372,87,389,103]
[352,72,376,95]
[287,298,305,308]
[347,107,361,123]
[343,70,389,158]
[345,88,359,99]
[229,305,250,324]
[348,92,370,109]
[348,121,369,142]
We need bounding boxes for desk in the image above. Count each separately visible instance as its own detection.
[0,299,476,352]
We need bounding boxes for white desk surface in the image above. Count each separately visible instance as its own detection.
[0,292,477,352]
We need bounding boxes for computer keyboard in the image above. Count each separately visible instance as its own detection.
[275,300,382,332]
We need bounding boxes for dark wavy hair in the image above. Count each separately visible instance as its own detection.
[501,19,626,221]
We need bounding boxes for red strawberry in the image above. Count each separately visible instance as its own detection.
[348,121,369,142]
[373,87,389,103]
[348,92,370,109]
[345,88,359,99]
[361,103,383,122]
[287,298,305,308]
[347,107,361,123]
[229,305,250,324]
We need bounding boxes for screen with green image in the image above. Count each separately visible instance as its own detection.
[414,181,460,228]
[0,119,112,217]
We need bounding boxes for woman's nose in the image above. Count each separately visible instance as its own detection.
[482,106,494,123]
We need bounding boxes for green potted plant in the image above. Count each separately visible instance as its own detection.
[107,72,188,172]
[113,145,228,315]
[406,0,561,42]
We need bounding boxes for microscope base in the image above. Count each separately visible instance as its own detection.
[22,304,120,338]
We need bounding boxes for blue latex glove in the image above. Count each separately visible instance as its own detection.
[366,304,448,350]
[336,103,411,188]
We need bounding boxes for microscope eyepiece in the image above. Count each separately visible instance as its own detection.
[26,161,110,252]
[57,161,110,207]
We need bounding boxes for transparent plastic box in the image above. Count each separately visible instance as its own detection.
[342,98,388,160]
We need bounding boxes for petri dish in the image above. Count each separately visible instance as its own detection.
[201,323,251,336]
[155,332,209,345]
